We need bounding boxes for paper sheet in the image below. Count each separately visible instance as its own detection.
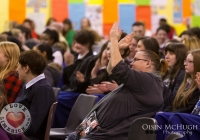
[192,16,200,27]
[52,0,68,21]
[119,4,135,34]
[69,4,85,30]
[183,0,191,18]
[0,0,9,32]
[69,0,84,3]
[151,0,167,7]
[86,5,103,35]
[27,13,46,34]
[9,0,26,23]
[135,0,150,5]
[103,0,118,23]
[118,0,135,4]
[173,0,183,23]
[86,0,103,5]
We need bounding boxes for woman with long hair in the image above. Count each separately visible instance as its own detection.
[155,49,200,140]
[162,43,188,109]
[0,42,23,103]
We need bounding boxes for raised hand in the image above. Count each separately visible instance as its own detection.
[110,22,122,40]
[118,32,134,50]
[91,59,101,79]
[76,71,85,82]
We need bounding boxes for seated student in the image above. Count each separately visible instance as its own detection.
[33,44,62,87]
[86,41,110,94]
[87,33,130,94]
[0,81,26,140]
[126,36,139,64]
[136,36,160,57]
[183,36,200,51]
[40,29,63,65]
[162,49,200,113]
[15,50,56,140]
[0,42,23,103]
[67,22,165,140]
[162,43,188,109]
[155,62,200,140]
[62,30,97,93]
[179,30,195,40]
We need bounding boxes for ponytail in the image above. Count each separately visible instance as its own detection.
[159,59,168,77]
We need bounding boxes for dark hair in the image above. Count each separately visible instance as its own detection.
[179,30,195,38]
[1,31,12,37]
[74,30,95,52]
[142,50,168,75]
[7,36,23,52]
[36,44,55,61]
[23,19,35,29]
[63,19,73,36]
[63,19,73,30]
[0,35,6,42]
[160,18,167,23]
[46,17,57,26]
[166,39,180,44]
[43,29,59,44]
[138,37,160,56]
[16,25,32,39]
[163,43,188,81]
[119,32,130,58]
[189,27,200,40]
[156,25,170,34]
[98,41,109,61]
[19,50,47,75]
[132,22,145,27]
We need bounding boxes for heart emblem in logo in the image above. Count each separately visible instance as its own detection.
[6,112,25,128]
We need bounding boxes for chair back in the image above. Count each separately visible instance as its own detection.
[44,102,58,140]
[65,94,98,133]
[165,133,184,140]
[127,117,157,140]
[53,87,60,101]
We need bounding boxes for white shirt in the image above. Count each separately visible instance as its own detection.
[53,51,63,66]
[26,73,45,89]
[77,53,87,60]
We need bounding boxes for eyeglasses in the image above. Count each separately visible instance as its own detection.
[184,60,193,64]
[132,58,149,63]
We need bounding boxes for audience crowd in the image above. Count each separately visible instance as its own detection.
[0,17,200,140]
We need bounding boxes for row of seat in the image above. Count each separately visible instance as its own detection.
[45,88,184,140]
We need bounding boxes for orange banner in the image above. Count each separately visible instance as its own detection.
[9,0,26,24]
[52,0,68,22]
[183,0,191,18]
[103,23,113,37]
[136,6,151,30]
[103,0,118,24]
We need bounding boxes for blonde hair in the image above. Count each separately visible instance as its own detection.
[173,49,200,110]
[0,80,8,111]
[183,36,200,51]
[10,28,22,38]
[0,42,20,80]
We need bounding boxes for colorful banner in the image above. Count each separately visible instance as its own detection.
[119,4,135,33]
[173,0,182,23]
[0,0,9,32]
[69,4,85,30]
[86,5,103,35]
[9,0,26,24]
[103,0,118,24]
[52,0,68,22]
[136,6,151,30]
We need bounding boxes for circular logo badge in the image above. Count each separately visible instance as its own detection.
[0,103,31,134]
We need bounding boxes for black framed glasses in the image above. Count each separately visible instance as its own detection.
[132,58,149,63]
[184,60,193,64]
